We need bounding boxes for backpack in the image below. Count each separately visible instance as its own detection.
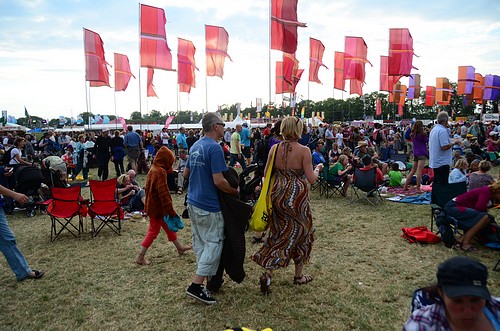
[253,138,270,168]
[402,226,441,244]
[0,147,14,166]
[405,127,412,140]
[435,211,457,248]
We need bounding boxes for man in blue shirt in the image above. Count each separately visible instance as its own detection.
[123,126,142,173]
[429,112,455,184]
[184,112,238,305]
[240,122,253,166]
[312,142,326,167]
[176,127,188,152]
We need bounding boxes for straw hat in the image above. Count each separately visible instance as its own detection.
[357,140,368,148]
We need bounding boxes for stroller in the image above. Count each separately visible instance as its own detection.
[4,165,45,217]
[239,164,265,203]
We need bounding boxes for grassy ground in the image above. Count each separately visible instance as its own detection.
[0,165,499,331]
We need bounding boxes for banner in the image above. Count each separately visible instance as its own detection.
[256,98,262,112]
[118,117,127,131]
[140,4,173,70]
[147,68,158,97]
[84,28,110,86]
[309,38,328,84]
[114,53,135,92]
[205,25,232,78]
[177,38,197,93]
[164,115,175,129]
[271,0,306,54]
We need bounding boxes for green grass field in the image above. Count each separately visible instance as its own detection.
[0,166,499,331]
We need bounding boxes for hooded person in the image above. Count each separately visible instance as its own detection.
[135,146,191,265]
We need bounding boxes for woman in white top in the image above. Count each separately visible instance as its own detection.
[8,138,32,167]
[448,158,468,184]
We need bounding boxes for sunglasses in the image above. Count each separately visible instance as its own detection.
[214,122,225,127]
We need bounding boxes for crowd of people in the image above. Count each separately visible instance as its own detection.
[0,112,499,329]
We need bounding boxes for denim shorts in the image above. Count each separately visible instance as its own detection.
[188,204,225,277]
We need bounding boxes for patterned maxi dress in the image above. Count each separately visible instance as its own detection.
[251,168,314,270]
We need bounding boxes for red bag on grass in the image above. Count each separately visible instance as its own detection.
[402,226,441,244]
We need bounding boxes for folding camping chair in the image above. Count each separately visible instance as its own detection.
[351,167,383,205]
[430,181,467,232]
[319,166,343,198]
[88,178,124,238]
[47,185,86,242]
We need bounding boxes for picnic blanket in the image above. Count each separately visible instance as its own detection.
[386,192,431,205]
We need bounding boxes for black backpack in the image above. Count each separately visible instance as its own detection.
[0,147,14,166]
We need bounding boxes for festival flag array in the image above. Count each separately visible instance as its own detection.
[457,66,475,95]
[84,28,110,86]
[379,56,389,92]
[388,28,416,76]
[205,25,232,78]
[140,4,172,70]
[177,38,198,94]
[147,68,158,97]
[114,53,135,92]
[334,52,346,91]
[271,0,306,54]
[308,38,328,84]
[276,53,303,94]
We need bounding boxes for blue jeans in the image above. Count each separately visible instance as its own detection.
[0,208,31,280]
[229,153,246,170]
[188,204,224,277]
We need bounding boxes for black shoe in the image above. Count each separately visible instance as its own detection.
[186,283,216,305]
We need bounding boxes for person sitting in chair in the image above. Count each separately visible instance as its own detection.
[444,181,500,252]
[357,155,384,185]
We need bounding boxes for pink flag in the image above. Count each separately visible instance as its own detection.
[147,68,157,97]
[388,28,416,76]
[283,53,298,85]
[334,51,345,91]
[271,0,306,54]
[114,53,135,92]
[140,4,173,70]
[457,66,476,95]
[164,115,175,129]
[344,37,371,82]
[398,104,403,116]
[118,117,127,131]
[177,38,198,93]
[84,28,110,86]
[309,38,328,84]
[179,84,191,93]
[376,98,382,116]
[205,25,232,78]
[380,56,389,91]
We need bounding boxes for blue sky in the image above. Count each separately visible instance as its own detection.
[1,0,499,120]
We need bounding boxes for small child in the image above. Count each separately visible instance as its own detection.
[387,162,403,187]
[61,145,76,180]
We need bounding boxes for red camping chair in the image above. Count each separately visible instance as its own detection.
[47,185,87,242]
[88,178,124,238]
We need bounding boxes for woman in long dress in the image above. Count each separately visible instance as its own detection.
[251,117,323,294]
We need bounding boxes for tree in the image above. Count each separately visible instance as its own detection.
[130,111,142,120]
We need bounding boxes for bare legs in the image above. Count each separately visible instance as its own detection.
[404,159,425,191]
[457,215,491,250]
[135,240,191,265]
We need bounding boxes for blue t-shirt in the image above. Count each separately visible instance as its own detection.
[186,137,228,212]
[176,132,188,149]
[429,124,452,168]
[240,127,251,147]
[123,131,141,148]
[312,151,326,166]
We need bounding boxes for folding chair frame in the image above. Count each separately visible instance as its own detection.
[319,166,343,198]
[88,179,123,238]
[350,168,383,205]
[47,186,84,242]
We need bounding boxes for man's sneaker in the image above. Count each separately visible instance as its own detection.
[186,283,216,305]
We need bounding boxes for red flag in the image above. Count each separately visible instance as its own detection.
[114,53,135,92]
[205,25,232,78]
[334,51,345,91]
[84,28,110,86]
[283,53,298,84]
[276,61,288,94]
[398,104,403,116]
[425,86,435,107]
[376,98,382,116]
[344,37,371,82]
[309,38,328,84]
[164,115,175,129]
[271,0,306,54]
[388,28,416,76]
[380,56,389,91]
[276,56,302,94]
[147,68,157,97]
[118,117,127,131]
[177,38,198,93]
[350,79,363,96]
[140,4,173,70]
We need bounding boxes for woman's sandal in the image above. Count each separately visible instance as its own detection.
[259,272,272,295]
[293,275,313,285]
